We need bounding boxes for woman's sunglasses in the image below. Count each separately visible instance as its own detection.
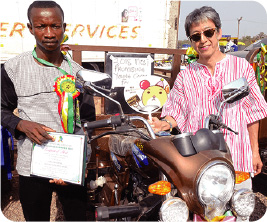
[189,28,217,42]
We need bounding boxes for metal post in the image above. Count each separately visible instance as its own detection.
[237,17,242,39]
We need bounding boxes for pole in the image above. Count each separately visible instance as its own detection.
[237,17,242,39]
[176,0,181,48]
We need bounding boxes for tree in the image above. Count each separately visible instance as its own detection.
[255,32,267,40]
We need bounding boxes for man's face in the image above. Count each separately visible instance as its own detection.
[189,19,222,60]
[27,7,66,52]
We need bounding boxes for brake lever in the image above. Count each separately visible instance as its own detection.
[219,124,239,135]
[209,115,239,135]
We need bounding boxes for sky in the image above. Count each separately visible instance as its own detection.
[178,0,267,40]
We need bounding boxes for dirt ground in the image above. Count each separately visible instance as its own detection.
[1,168,65,222]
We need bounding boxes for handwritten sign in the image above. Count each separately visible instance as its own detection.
[105,53,154,88]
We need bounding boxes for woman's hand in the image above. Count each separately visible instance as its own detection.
[252,153,263,176]
[148,117,164,133]
[148,116,177,133]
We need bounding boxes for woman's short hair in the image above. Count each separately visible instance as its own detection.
[184,6,221,38]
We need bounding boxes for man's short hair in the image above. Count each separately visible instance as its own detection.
[27,1,64,23]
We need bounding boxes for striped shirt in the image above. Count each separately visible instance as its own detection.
[162,54,267,172]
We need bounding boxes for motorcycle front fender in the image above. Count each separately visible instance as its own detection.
[141,136,234,215]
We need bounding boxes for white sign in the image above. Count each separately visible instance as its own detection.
[110,54,154,88]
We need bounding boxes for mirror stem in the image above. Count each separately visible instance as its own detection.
[89,84,125,119]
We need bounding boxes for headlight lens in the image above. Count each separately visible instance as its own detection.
[160,197,189,222]
[231,189,255,219]
[197,162,235,219]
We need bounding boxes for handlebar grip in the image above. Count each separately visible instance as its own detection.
[96,205,142,221]
[84,116,122,129]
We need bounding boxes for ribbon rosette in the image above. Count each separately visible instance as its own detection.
[54,75,80,133]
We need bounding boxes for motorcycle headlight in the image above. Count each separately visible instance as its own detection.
[231,188,255,220]
[197,161,235,220]
[159,197,189,222]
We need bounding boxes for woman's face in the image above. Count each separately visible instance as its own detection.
[189,19,222,61]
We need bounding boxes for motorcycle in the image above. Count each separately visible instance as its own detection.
[75,70,255,221]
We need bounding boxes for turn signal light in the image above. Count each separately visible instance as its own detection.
[148,181,171,195]
[235,171,250,184]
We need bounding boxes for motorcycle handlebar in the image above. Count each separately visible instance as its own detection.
[84,116,122,129]
[96,205,142,221]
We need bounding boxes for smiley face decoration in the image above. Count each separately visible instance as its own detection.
[124,76,170,114]
[140,78,169,107]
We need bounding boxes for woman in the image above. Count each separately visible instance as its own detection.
[149,6,267,188]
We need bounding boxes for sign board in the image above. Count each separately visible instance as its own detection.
[105,53,154,88]
[105,53,154,114]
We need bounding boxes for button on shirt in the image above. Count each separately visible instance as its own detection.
[161,55,267,172]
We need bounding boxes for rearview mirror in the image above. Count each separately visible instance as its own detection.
[75,69,125,116]
[75,69,112,95]
[222,77,249,103]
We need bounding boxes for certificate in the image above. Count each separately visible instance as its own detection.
[30,132,86,185]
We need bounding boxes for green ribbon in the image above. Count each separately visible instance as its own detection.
[32,48,72,75]
[67,93,74,133]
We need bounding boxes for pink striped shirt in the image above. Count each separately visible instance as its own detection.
[162,55,267,172]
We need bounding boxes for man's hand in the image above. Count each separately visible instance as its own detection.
[16,120,55,144]
[252,153,263,176]
[49,178,68,186]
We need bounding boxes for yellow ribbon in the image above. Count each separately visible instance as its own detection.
[61,34,69,55]
[259,44,267,92]
[186,47,198,57]
[186,47,199,63]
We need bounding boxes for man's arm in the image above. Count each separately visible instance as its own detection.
[1,65,55,144]
[247,121,263,175]
[1,65,23,138]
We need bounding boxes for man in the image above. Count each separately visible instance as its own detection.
[1,1,95,221]
[149,6,267,188]
[225,36,234,53]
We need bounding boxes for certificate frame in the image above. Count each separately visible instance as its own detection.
[30,132,86,185]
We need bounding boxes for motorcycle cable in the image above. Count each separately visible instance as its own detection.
[88,128,152,143]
